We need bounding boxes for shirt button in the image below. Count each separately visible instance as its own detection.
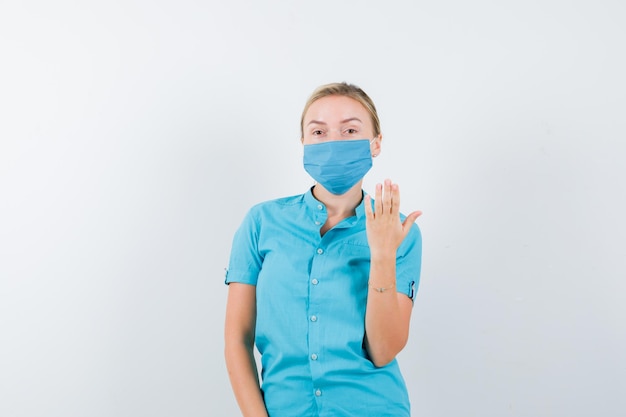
[311,353,318,360]
[314,221,321,225]
[316,248,323,255]
[317,204,323,210]
[315,389,322,397]
[311,278,319,285]
[310,315,317,322]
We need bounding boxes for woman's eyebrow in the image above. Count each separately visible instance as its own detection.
[307,117,362,126]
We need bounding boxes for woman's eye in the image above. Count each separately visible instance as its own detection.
[346,128,358,134]
[312,130,324,136]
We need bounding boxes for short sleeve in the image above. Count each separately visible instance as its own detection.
[395,222,422,300]
[225,208,263,286]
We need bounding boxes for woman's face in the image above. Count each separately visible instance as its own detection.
[302,95,379,145]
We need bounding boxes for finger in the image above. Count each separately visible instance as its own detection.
[383,179,392,214]
[402,211,423,235]
[391,183,400,216]
[364,194,374,220]
[374,183,383,216]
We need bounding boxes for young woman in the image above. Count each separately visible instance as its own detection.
[224,82,422,417]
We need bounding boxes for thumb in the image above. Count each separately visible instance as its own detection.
[402,210,422,231]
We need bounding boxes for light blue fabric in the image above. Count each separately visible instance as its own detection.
[303,139,373,195]
[225,188,422,417]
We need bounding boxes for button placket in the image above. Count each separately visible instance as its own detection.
[308,230,326,386]
[314,203,325,227]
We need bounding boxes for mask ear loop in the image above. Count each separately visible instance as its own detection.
[370,137,379,157]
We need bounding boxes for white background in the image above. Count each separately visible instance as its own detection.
[1,1,625,416]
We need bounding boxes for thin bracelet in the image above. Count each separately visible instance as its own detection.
[369,282,396,293]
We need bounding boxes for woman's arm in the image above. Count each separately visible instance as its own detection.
[364,179,422,367]
[224,283,268,417]
[364,254,414,367]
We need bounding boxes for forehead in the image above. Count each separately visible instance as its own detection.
[304,95,371,124]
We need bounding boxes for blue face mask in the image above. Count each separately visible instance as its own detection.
[303,139,373,195]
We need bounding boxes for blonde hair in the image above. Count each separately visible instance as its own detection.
[300,82,381,139]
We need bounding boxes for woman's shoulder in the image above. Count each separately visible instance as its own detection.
[247,191,308,215]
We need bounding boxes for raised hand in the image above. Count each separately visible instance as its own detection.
[364,179,422,258]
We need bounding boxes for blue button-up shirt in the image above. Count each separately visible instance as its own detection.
[226,188,422,417]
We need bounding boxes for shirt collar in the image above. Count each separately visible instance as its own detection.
[304,187,367,222]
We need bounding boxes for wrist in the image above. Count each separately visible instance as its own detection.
[368,281,396,293]
[369,250,396,263]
